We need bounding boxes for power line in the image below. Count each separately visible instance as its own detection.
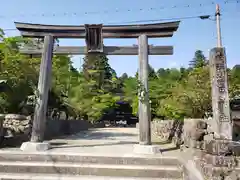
[1,0,239,32]
[107,15,215,25]
[1,14,212,32]
[0,14,228,32]
[2,11,237,32]
[0,0,238,19]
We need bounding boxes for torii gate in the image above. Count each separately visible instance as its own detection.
[15,21,180,152]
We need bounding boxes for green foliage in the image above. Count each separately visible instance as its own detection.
[0,30,239,122]
[122,77,138,115]
[121,51,240,120]
[189,50,207,68]
[69,53,121,121]
[0,33,79,116]
[229,66,240,98]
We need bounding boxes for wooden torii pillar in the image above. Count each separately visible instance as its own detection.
[15,21,180,152]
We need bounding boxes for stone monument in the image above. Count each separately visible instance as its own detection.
[193,48,240,180]
[209,47,232,140]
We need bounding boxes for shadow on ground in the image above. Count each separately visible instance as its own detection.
[151,140,181,153]
[64,130,136,140]
[0,128,138,149]
[49,141,138,149]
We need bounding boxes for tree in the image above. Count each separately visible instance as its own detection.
[229,66,240,98]
[148,65,157,79]
[1,31,240,123]
[120,73,128,81]
[0,32,78,117]
[122,77,138,115]
[83,54,114,88]
[69,53,120,121]
[189,50,207,68]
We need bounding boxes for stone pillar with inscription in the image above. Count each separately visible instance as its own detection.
[209,47,232,140]
[193,48,240,180]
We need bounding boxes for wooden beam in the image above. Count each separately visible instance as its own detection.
[20,46,173,55]
[19,31,174,39]
[138,34,151,145]
[31,35,54,143]
[14,21,180,38]
[15,21,180,31]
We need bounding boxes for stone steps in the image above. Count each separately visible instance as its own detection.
[0,161,182,178]
[0,152,183,179]
[0,152,181,166]
[0,173,182,180]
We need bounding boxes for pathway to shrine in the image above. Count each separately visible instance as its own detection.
[1,127,177,157]
[49,128,139,155]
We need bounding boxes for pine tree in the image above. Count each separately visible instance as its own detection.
[75,53,120,121]
[135,64,157,79]
[120,73,128,81]
[148,65,157,79]
[82,53,115,90]
[189,50,207,68]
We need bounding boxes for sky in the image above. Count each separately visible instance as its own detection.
[1,0,239,76]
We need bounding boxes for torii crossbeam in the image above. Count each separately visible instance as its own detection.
[21,46,173,56]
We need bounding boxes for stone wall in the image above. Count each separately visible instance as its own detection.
[0,114,96,145]
[142,118,217,148]
[142,117,240,147]
[148,118,240,179]
[182,118,209,149]
[137,119,184,146]
[152,120,184,146]
[142,119,207,147]
[3,114,31,137]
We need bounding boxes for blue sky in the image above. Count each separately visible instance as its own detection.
[1,0,239,76]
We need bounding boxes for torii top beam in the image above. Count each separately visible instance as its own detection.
[14,21,180,38]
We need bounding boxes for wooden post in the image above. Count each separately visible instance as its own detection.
[138,34,151,145]
[31,35,54,142]
[209,47,232,140]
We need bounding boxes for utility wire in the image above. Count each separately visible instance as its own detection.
[1,0,239,32]
[0,12,235,32]
[106,15,215,25]
[0,0,238,19]
[1,15,212,32]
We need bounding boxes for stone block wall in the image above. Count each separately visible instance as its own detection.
[148,118,208,147]
[0,114,95,145]
[3,114,31,137]
[151,120,174,142]
[145,118,240,146]
[149,118,240,179]
[183,118,209,149]
[140,119,184,146]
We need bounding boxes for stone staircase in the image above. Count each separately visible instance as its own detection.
[0,151,183,180]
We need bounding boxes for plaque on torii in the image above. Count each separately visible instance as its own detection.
[84,24,103,53]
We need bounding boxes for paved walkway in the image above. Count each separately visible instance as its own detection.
[48,128,139,155]
[1,127,180,157]
[47,127,180,156]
